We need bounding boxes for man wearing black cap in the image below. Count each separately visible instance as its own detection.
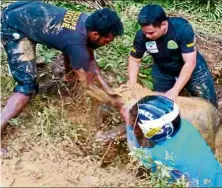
[128,4,217,107]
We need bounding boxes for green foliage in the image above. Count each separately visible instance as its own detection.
[132,0,222,19]
[139,55,153,89]
[34,105,87,140]
[50,0,89,12]
[169,0,222,19]
[209,2,222,19]
[130,148,189,187]
[173,0,222,19]
[96,2,153,88]
[0,51,15,100]
[36,44,59,64]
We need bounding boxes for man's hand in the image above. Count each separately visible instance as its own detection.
[120,106,131,125]
[164,88,179,101]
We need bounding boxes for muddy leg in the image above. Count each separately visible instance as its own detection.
[1,35,37,133]
[186,64,218,108]
[1,93,30,132]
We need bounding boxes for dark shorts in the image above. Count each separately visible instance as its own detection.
[151,63,218,107]
[1,8,38,97]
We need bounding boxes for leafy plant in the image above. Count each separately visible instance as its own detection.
[129,148,189,187]
[36,44,59,64]
[0,51,16,100]
[170,0,222,19]
[34,105,87,140]
[50,0,89,12]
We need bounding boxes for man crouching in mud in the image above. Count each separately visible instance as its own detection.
[0,1,123,133]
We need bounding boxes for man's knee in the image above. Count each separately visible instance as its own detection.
[13,82,39,97]
[187,81,217,107]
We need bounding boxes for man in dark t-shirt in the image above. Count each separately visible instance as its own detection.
[1,1,124,132]
[128,4,217,107]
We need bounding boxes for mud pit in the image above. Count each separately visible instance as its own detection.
[1,134,139,187]
[0,80,138,187]
[2,56,222,187]
[1,102,131,187]
[2,79,221,187]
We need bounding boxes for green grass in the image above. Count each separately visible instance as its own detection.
[36,44,60,64]
[129,148,189,187]
[1,49,88,145]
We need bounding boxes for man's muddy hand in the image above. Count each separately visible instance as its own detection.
[120,106,131,125]
[104,87,122,97]
[164,88,179,101]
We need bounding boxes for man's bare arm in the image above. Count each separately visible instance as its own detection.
[165,50,197,100]
[128,55,142,84]
[73,68,123,108]
[88,49,116,95]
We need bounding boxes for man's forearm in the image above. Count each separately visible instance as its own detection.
[96,72,112,92]
[90,59,107,88]
[89,59,113,93]
[128,56,141,84]
[172,63,195,93]
[88,48,114,93]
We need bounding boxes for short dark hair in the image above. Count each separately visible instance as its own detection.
[138,4,167,27]
[86,8,124,37]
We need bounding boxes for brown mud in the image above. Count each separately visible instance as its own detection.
[1,131,139,187]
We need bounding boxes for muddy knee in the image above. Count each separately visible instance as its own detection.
[14,82,39,97]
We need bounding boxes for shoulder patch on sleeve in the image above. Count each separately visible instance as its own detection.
[131,47,136,53]
[186,42,195,48]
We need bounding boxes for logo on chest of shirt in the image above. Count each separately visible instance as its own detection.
[62,10,81,30]
[145,41,159,53]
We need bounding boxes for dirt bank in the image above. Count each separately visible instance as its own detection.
[1,134,140,187]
